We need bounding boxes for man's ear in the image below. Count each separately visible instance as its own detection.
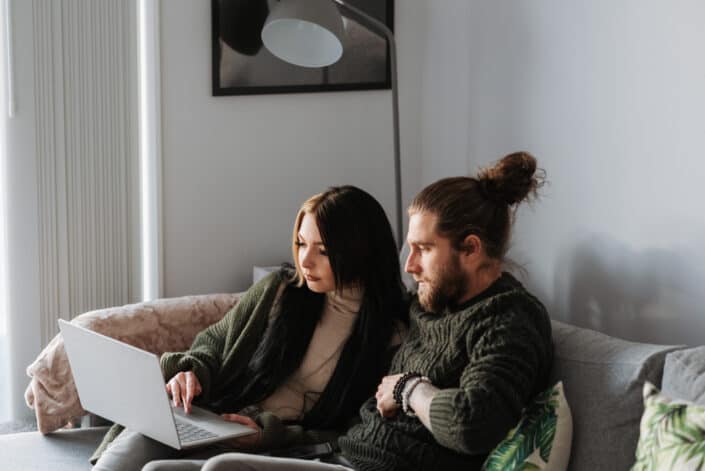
[459,234,482,257]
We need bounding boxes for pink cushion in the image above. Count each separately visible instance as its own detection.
[24,293,241,433]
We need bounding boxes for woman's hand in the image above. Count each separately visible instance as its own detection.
[221,414,263,451]
[376,373,402,418]
[165,371,202,414]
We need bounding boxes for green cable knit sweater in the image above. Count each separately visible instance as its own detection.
[339,272,553,471]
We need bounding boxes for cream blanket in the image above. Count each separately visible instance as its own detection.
[24,293,241,433]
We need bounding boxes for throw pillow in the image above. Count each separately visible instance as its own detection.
[662,346,705,406]
[24,293,240,433]
[631,382,705,471]
[549,320,681,471]
[483,381,572,471]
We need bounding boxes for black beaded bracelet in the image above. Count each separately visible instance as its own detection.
[393,372,421,407]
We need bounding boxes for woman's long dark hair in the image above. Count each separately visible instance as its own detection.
[213,186,407,428]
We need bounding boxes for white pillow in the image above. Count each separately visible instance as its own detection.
[482,381,573,471]
[631,382,705,471]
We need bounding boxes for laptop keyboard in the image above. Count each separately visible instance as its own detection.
[175,418,218,443]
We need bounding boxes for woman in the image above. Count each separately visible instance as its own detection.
[91,185,407,470]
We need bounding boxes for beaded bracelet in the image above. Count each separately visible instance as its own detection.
[402,375,430,417]
[393,372,421,407]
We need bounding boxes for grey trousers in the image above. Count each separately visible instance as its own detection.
[146,453,353,471]
[91,428,230,471]
[92,429,353,471]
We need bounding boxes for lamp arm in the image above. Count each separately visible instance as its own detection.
[333,0,403,249]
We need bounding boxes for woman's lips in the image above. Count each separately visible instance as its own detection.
[305,274,320,282]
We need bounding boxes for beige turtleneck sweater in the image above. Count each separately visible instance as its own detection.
[258,286,363,421]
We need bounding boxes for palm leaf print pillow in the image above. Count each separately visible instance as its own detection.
[631,382,705,471]
[482,381,572,471]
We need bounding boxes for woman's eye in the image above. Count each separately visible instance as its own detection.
[295,241,305,247]
[319,249,328,256]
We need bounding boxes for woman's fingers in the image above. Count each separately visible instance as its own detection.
[171,379,182,408]
[184,373,195,413]
[185,372,202,413]
[165,371,202,413]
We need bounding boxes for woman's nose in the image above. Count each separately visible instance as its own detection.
[300,248,314,269]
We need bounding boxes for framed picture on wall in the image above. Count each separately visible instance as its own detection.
[211,0,393,96]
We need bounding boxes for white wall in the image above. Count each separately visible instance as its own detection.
[418,0,705,346]
[159,1,424,296]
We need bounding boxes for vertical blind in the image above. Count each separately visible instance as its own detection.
[33,0,139,344]
[2,0,140,420]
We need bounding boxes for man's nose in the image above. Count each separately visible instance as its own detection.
[404,252,419,274]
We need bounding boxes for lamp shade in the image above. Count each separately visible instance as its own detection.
[261,0,344,68]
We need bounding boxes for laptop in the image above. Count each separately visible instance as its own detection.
[58,319,255,449]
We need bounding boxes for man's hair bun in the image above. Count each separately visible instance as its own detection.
[477,151,544,206]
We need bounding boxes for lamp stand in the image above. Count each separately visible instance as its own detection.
[332,0,402,248]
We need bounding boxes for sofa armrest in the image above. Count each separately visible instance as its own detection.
[24,293,242,434]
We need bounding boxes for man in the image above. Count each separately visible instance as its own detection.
[338,152,554,470]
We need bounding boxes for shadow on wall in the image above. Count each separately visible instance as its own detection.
[552,234,705,347]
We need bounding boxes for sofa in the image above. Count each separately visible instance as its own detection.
[1,293,703,471]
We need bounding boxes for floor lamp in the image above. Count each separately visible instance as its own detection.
[261,0,403,248]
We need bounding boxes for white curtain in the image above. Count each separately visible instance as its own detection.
[2,0,141,420]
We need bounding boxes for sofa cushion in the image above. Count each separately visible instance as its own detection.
[549,320,682,471]
[0,426,109,471]
[662,346,705,406]
[632,382,705,471]
[482,381,572,471]
[24,293,241,434]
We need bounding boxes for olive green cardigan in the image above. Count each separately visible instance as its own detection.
[91,271,344,463]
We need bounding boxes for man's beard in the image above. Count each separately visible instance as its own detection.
[418,256,468,313]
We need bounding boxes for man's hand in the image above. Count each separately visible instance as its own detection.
[221,414,263,451]
[376,373,403,418]
[165,371,202,414]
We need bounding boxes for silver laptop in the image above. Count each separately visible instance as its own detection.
[58,319,255,449]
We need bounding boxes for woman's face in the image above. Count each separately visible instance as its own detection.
[296,213,335,293]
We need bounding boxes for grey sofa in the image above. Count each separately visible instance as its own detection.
[2,304,704,470]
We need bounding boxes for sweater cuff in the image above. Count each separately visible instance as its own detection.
[429,388,465,449]
[430,388,502,455]
[159,352,181,381]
